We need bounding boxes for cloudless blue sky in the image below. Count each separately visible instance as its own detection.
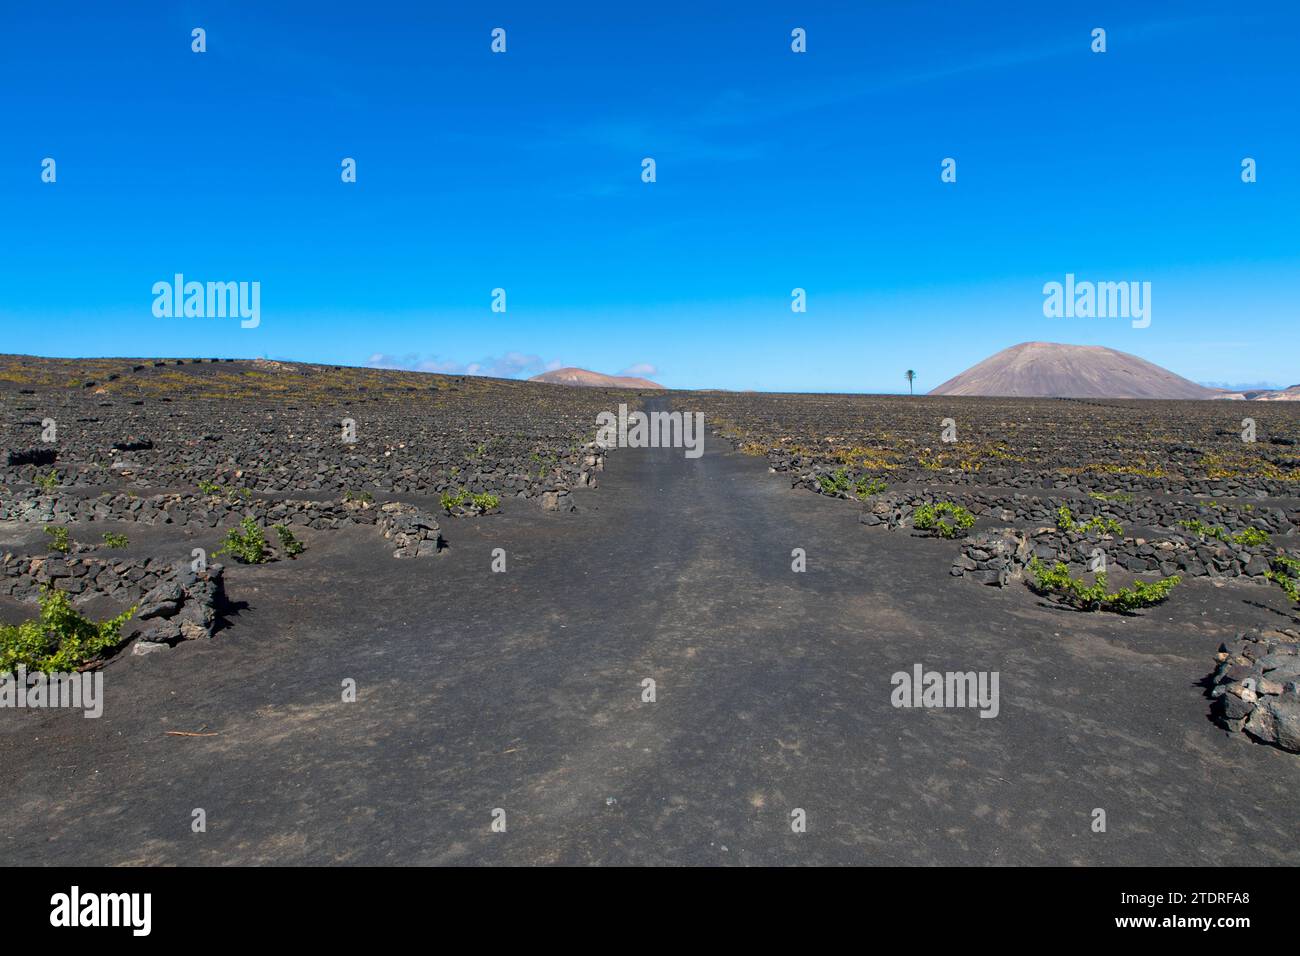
[2,1,1297,392]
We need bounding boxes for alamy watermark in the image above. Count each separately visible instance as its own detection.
[50,886,150,936]
[1,666,103,718]
[890,664,999,718]
[1042,273,1150,329]
[595,404,704,459]
[152,274,260,328]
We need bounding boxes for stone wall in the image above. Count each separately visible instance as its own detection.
[0,553,227,657]
[0,488,383,530]
[850,487,1297,537]
[860,492,1294,585]
[1209,628,1300,753]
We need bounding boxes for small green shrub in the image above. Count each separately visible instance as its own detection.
[43,525,70,554]
[816,468,852,495]
[816,468,889,496]
[273,524,304,557]
[1179,518,1227,542]
[1266,554,1300,604]
[198,480,250,501]
[343,489,374,504]
[101,531,130,549]
[1233,527,1271,548]
[529,452,558,479]
[913,502,975,539]
[1027,558,1181,613]
[33,471,59,492]
[0,587,137,673]
[1088,491,1134,503]
[441,489,500,512]
[214,517,269,564]
[1179,520,1269,547]
[1057,506,1123,536]
[1094,516,1124,535]
[855,477,887,498]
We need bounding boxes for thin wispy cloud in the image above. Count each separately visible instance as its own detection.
[538,15,1219,182]
[366,351,562,379]
[694,17,1219,131]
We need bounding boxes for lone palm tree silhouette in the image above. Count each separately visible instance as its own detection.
[906,370,916,395]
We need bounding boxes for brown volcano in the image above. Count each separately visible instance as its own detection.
[529,367,664,389]
[928,342,1220,399]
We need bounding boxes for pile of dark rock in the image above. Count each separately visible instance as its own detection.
[540,489,577,513]
[128,563,227,653]
[950,529,1032,587]
[376,502,443,558]
[857,492,920,529]
[578,446,604,486]
[1209,628,1300,752]
[538,446,602,507]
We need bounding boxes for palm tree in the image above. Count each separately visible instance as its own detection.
[905,370,916,395]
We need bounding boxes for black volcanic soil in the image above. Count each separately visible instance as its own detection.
[0,360,1297,865]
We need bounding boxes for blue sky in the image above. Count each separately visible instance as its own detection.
[2,1,1297,392]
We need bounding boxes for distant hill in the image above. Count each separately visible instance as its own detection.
[1215,384,1300,402]
[529,367,664,389]
[928,342,1221,399]
[1252,385,1300,401]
